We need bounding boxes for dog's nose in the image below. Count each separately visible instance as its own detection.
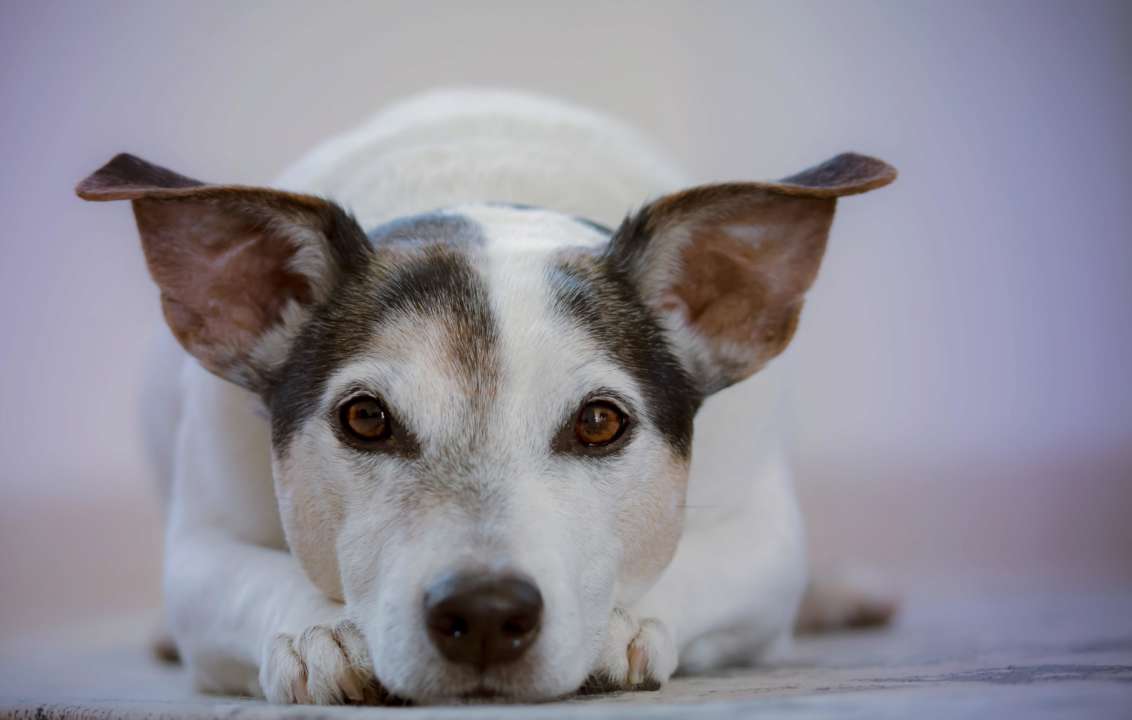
[424,572,543,668]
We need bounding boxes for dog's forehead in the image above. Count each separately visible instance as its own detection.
[269,206,697,455]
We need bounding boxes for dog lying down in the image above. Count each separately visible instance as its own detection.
[76,90,896,704]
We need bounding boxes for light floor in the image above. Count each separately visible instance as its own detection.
[2,588,1130,719]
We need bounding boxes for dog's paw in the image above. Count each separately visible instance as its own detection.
[260,619,386,705]
[582,608,676,694]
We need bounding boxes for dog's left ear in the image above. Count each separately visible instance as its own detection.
[606,153,896,394]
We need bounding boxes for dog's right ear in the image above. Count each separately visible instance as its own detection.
[77,153,372,392]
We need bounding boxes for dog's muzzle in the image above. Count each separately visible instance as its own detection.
[424,572,543,668]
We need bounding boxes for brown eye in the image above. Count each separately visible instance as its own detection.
[339,396,391,443]
[575,401,627,447]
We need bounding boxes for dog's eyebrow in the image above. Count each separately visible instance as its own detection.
[545,257,699,458]
[269,223,498,451]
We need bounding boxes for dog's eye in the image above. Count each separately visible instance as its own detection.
[574,401,627,447]
[339,395,391,443]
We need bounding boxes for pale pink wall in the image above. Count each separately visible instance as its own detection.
[2,1,1130,636]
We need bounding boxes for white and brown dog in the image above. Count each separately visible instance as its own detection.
[77,90,896,704]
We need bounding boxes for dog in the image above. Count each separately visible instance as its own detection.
[76,89,896,704]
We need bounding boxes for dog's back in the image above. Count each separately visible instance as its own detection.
[274,88,687,229]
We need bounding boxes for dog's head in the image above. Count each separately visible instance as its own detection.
[77,152,893,701]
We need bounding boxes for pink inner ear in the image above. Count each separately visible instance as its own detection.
[136,199,312,380]
[672,234,771,345]
[658,194,834,387]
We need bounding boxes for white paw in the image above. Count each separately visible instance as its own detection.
[259,619,386,705]
[583,608,677,693]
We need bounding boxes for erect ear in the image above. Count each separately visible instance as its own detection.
[77,153,371,392]
[606,153,896,395]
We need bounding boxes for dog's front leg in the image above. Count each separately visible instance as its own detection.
[164,532,383,703]
[162,364,384,704]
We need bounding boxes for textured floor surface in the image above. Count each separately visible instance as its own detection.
[2,588,1130,719]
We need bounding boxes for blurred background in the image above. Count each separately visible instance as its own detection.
[2,0,1130,640]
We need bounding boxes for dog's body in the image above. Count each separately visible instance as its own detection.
[81,90,895,704]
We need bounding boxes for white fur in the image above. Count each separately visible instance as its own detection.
[151,89,808,703]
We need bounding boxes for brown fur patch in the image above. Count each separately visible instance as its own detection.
[665,192,834,379]
[135,197,315,382]
[76,153,371,391]
[606,152,895,393]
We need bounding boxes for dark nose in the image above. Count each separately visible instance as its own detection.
[424,572,543,668]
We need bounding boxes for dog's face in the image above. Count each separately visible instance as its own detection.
[77,152,894,702]
[270,206,699,699]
